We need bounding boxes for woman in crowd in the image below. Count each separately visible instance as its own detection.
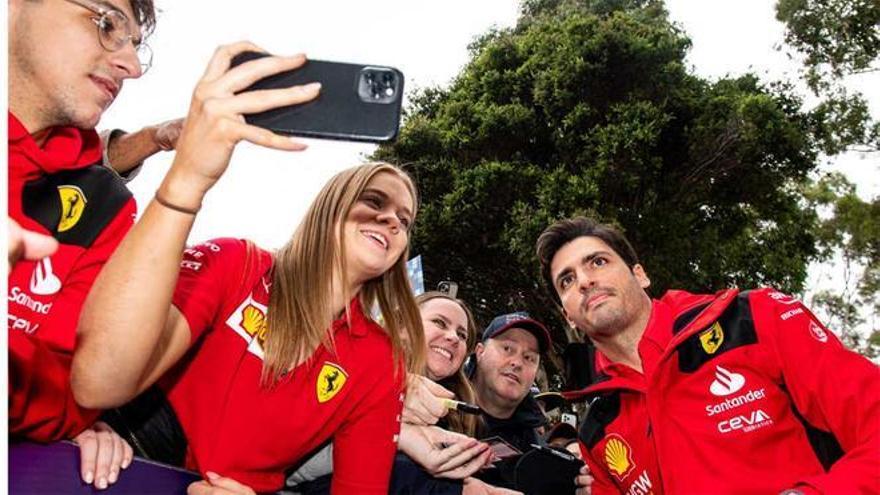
[416,291,479,437]
[70,43,424,494]
[289,291,508,494]
[391,292,520,494]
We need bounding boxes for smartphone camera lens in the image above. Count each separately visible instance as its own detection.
[358,67,399,104]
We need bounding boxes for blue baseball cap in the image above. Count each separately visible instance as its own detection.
[481,312,551,354]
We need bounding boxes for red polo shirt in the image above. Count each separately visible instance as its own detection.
[164,238,405,493]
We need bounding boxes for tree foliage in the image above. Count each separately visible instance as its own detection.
[775,0,880,154]
[804,173,880,357]
[775,0,879,358]
[376,0,835,368]
[776,0,880,89]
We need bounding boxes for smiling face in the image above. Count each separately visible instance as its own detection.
[420,297,469,381]
[9,0,144,132]
[342,171,415,288]
[550,236,652,339]
[474,328,540,415]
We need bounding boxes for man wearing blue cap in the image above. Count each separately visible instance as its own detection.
[472,312,552,453]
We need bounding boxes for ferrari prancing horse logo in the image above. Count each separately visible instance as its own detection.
[58,185,87,232]
[317,362,348,403]
[699,321,725,354]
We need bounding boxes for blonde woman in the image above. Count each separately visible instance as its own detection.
[71,43,424,495]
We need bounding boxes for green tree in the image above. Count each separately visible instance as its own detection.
[803,173,880,357]
[775,0,880,90]
[775,0,879,154]
[776,0,879,356]
[377,0,833,370]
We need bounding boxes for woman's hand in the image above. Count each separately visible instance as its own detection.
[187,472,256,495]
[73,421,133,490]
[159,41,321,211]
[402,375,455,425]
[575,464,594,495]
[462,477,524,495]
[398,423,492,479]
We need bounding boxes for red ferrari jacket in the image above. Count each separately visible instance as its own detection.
[8,113,136,441]
[566,288,880,494]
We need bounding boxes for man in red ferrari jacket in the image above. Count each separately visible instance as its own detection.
[8,0,159,489]
[536,216,880,494]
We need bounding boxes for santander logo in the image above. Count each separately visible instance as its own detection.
[709,365,746,396]
[29,257,62,296]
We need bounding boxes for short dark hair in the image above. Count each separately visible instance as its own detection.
[127,0,157,37]
[536,217,640,305]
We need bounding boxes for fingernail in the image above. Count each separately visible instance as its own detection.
[108,470,118,483]
[97,477,107,490]
[206,471,220,480]
[84,471,94,484]
[122,459,131,469]
[303,82,321,92]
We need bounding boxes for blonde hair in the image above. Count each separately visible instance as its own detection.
[416,291,478,437]
[264,162,426,384]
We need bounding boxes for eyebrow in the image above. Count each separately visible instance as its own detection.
[430,313,451,325]
[554,250,614,287]
[94,0,142,39]
[363,187,413,219]
[92,0,121,14]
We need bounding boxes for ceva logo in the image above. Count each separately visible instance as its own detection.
[709,365,746,396]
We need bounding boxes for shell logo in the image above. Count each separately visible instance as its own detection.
[240,304,268,346]
[604,434,636,481]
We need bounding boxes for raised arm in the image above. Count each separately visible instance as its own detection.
[71,42,320,409]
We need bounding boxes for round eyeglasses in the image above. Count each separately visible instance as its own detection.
[65,0,152,73]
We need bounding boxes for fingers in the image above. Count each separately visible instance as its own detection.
[223,83,321,115]
[433,439,490,474]
[187,481,212,495]
[403,376,451,425]
[74,427,98,485]
[21,229,58,260]
[8,218,58,272]
[575,463,594,495]
[200,41,265,82]
[423,378,456,399]
[217,53,308,95]
[122,436,134,470]
[107,428,128,484]
[437,446,492,479]
[233,121,309,151]
[486,484,524,495]
[204,472,256,495]
[156,118,185,151]
[92,426,115,489]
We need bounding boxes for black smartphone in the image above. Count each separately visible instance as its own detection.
[229,51,404,143]
[514,444,584,494]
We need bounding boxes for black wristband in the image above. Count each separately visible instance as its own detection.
[154,192,200,215]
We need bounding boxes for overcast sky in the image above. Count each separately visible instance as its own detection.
[100,0,878,319]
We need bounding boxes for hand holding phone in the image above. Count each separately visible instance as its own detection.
[230,51,405,143]
[159,42,320,212]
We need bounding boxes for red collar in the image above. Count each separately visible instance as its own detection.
[331,297,373,338]
[8,112,102,176]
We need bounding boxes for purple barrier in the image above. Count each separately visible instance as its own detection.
[9,441,200,494]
